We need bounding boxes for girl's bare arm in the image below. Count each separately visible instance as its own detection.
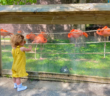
[20,45,32,52]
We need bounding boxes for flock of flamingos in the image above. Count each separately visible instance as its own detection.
[0,26,110,60]
[1,26,110,44]
[0,26,110,44]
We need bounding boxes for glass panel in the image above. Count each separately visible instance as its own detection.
[1,24,110,78]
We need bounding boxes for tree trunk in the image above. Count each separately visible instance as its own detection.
[78,0,86,31]
[79,0,86,3]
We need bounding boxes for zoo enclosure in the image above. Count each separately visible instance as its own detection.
[1,4,110,83]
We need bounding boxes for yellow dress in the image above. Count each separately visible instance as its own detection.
[12,46,28,77]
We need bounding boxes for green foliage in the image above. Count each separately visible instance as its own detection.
[5,74,11,78]
[0,0,37,5]
[2,40,110,77]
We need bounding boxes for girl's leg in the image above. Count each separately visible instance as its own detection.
[16,77,27,91]
[13,77,16,83]
[16,77,21,85]
[13,77,17,89]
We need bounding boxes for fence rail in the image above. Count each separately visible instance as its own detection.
[1,41,110,59]
[2,28,110,35]
[2,69,110,84]
[2,50,110,55]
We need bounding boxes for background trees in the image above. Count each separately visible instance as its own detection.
[0,0,37,5]
[0,0,109,5]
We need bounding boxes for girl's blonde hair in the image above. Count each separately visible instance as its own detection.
[10,34,24,47]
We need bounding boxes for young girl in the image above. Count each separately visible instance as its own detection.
[10,34,32,92]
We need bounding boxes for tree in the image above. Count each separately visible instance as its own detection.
[0,0,37,5]
[77,0,86,31]
[79,0,86,3]
[87,0,108,3]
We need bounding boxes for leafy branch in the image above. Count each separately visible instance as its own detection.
[0,0,37,5]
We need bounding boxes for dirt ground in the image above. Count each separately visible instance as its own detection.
[1,77,110,96]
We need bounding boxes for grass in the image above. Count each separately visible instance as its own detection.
[1,38,110,78]
[1,38,10,40]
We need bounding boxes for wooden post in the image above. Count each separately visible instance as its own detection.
[0,32,2,76]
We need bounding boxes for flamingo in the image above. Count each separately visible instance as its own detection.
[96,26,110,58]
[0,29,13,47]
[68,29,88,46]
[32,32,47,60]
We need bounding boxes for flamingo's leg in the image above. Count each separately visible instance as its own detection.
[104,37,106,58]
[42,43,44,50]
[40,43,44,60]
[75,38,77,47]
[3,36,5,48]
[40,43,42,59]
